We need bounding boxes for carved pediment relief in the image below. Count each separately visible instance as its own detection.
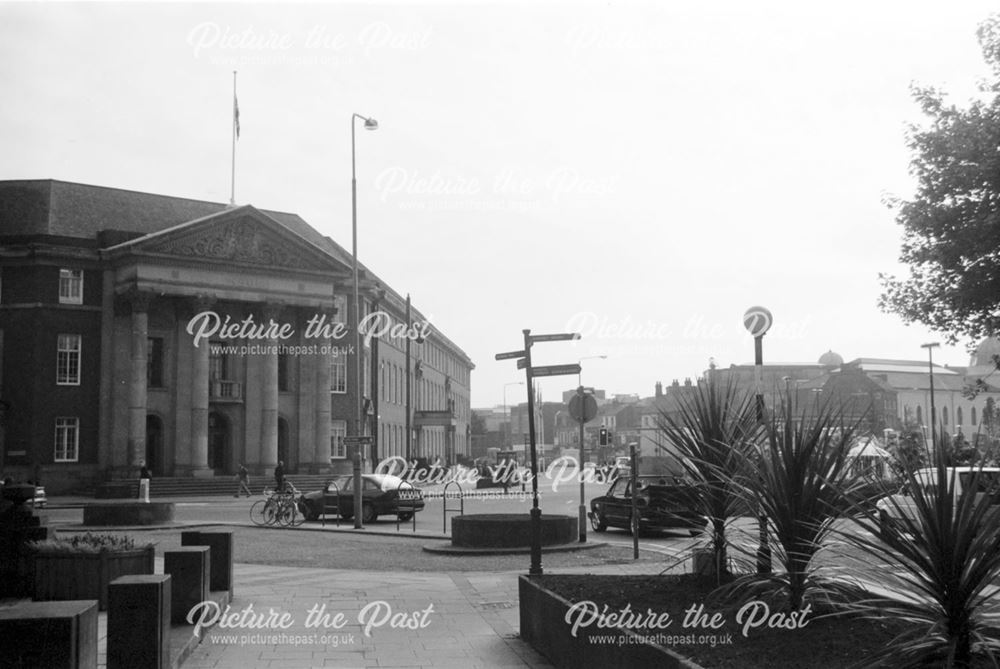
[146,216,330,271]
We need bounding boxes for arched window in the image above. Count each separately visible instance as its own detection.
[916,405,923,425]
[957,407,964,428]
[972,406,978,426]
[942,407,949,426]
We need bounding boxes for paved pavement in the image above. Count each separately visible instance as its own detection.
[89,559,672,669]
[46,494,676,669]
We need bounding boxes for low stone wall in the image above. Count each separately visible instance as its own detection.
[83,502,175,526]
[518,575,703,669]
[452,514,576,548]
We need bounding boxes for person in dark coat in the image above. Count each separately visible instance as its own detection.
[140,463,152,480]
[274,461,285,493]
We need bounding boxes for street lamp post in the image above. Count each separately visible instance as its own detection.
[922,342,940,460]
[576,355,605,544]
[351,112,378,529]
[503,382,524,451]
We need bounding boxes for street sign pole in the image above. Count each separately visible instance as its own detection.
[744,305,773,576]
[495,331,581,576]
[578,387,587,543]
[522,329,542,575]
[569,386,597,543]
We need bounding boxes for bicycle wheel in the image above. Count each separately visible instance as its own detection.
[250,499,269,526]
[276,500,296,527]
[263,499,281,525]
[288,499,306,527]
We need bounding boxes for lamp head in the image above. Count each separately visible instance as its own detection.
[364,118,379,131]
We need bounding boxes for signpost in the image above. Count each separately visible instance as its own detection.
[569,387,598,542]
[743,305,773,575]
[531,364,581,378]
[495,329,581,575]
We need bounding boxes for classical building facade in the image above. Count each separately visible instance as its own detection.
[0,180,473,492]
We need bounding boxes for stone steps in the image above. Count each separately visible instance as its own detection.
[89,474,338,497]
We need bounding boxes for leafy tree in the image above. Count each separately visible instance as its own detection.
[879,15,1000,343]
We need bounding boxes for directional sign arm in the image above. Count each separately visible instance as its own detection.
[529,333,581,343]
[495,349,526,361]
[530,364,582,378]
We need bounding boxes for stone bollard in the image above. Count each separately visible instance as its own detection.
[107,574,171,669]
[0,600,98,669]
[164,546,210,625]
[181,530,233,594]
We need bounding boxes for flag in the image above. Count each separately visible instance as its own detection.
[233,94,240,139]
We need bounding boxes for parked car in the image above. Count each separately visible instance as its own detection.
[876,466,1000,530]
[588,475,704,535]
[298,474,424,523]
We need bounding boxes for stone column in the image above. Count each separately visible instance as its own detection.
[127,291,153,474]
[259,303,281,472]
[189,296,214,478]
[313,311,333,472]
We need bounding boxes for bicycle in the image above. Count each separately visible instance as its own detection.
[250,484,304,527]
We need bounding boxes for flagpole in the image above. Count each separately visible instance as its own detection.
[230,70,237,205]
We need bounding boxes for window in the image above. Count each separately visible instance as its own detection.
[333,295,347,324]
[330,419,347,459]
[917,405,923,425]
[59,269,83,304]
[56,334,81,385]
[209,342,228,380]
[363,350,371,397]
[54,417,79,461]
[957,407,964,428]
[147,337,164,388]
[943,407,949,426]
[330,353,346,393]
[973,407,978,426]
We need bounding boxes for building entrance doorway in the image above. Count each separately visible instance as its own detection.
[208,412,230,473]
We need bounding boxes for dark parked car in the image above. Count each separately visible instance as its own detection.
[588,475,704,535]
[298,474,424,523]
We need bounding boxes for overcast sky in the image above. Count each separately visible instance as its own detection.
[2,1,998,407]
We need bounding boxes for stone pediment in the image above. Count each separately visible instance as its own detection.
[143,212,333,272]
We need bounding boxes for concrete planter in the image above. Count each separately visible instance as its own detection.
[32,544,155,610]
[83,502,174,526]
[518,575,704,669]
[452,514,576,548]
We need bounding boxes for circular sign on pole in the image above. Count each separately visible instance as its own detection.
[569,394,598,423]
[743,306,773,338]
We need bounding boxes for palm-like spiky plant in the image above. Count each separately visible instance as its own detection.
[657,377,758,578]
[842,452,1000,668]
[728,398,867,612]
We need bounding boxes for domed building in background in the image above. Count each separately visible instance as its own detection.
[967,337,1000,378]
[819,350,844,367]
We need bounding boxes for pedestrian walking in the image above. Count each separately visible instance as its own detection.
[274,460,285,493]
[235,463,252,497]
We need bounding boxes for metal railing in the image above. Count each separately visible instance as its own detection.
[442,480,464,533]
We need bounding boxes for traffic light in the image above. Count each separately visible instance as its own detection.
[599,427,608,446]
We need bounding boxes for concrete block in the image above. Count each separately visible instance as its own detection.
[164,546,209,624]
[0,599,98,669]
[107,574,171,669]
[181,530,233,593]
